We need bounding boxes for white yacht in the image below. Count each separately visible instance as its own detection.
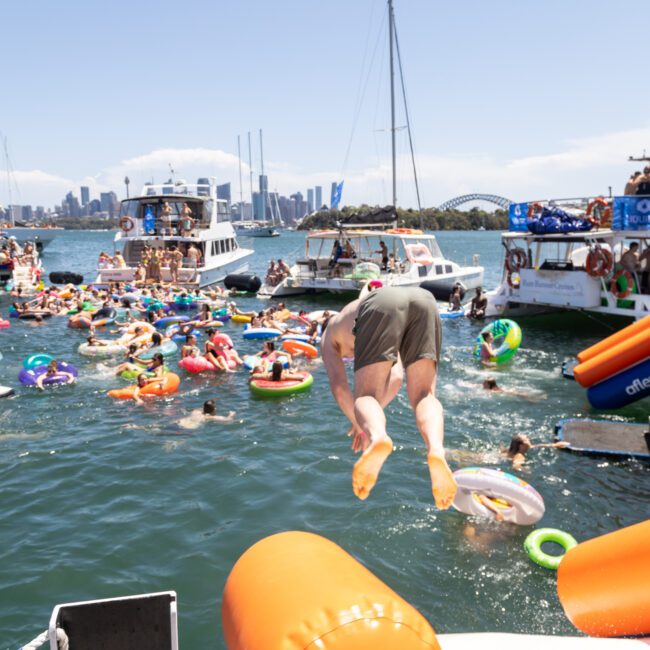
[258,223,483,298]
[481,196,650,321]
[94,180,253,289]
[234,220,279,238]
[0,223,62,251]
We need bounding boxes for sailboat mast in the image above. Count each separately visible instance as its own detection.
[388,0,397,209]
[259,128,267,222]
[237,135,244,221]
[3,135,14,227]
[247,131,254,222]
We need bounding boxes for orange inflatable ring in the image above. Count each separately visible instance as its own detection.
[586,198,612,228]
[281,339,318,358]
[585,248,614,277]
[505,247,527,272]
[119,216,135,233]
[526,201,543,218]
[222,531,440,650]
[609,269,634,299]
[558,519,650,637]
[108,372,180,399]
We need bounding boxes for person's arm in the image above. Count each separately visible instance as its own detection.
[533,441,570,449]
[206,411,236,423]
[321,333,360,434]
[36,374,46,391]
[133,386,143,404]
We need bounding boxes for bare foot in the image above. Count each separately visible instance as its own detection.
[352,435,393,500]
[427,453,457,510]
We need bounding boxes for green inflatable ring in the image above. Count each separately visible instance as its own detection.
[119,366,169,381]
[524,527,577,570]
[250,373,313,397]
[473,318,522,364]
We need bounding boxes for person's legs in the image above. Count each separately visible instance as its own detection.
[352,360,395,500]
[404,358,456,509]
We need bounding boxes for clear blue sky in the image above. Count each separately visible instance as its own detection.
[2,0,649,209]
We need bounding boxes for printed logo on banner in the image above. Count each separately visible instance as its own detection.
[508,202,529,231]
[613,197,650,230]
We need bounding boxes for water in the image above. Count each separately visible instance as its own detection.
[1,230,648,648]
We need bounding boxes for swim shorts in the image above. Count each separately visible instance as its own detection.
[353,286,441,372]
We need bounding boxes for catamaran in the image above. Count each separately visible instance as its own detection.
[94,179,253,289]
[481,196,650,321]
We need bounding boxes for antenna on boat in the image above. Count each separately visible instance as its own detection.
[168,163,175,185]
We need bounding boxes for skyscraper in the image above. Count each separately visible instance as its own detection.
[330,182,338,208]
[80,186,90,206]
[315,186,322,211]
[307,188,314,214]
[217,183,231,205]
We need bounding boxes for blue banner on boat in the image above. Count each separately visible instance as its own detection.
[612,196,650,231]
[508,203,529,232]
[143,206,156,234]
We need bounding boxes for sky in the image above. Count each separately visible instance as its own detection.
[1,0,649,211]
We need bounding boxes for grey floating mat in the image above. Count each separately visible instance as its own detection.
[555,418,650,461]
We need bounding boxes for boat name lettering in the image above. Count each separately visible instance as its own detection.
[625,375,650,396]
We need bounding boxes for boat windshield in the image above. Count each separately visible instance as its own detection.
[119,198,212,229]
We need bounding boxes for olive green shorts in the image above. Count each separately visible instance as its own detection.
[353,287,441,372]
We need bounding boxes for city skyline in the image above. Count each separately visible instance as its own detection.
[1,0,648,209]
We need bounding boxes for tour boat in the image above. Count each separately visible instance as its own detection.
[481,196,650,321]
[94,180,253,289]
[258,222,483,298]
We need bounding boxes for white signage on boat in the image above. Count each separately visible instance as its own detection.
[626,375,650,395]
[518,269,601,308]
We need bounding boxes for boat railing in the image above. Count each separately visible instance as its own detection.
[141,182,215,198]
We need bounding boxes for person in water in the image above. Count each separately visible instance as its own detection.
[482,377,546,402]
[116,350,165,378]
[178,399,237,429]
[506,434,569,469]
[181,333,200,359]
[321,284,456,507]
[469,287,487,319]
[36,360,75,391]
[479,331,497,365]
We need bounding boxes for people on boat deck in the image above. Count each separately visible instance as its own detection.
[629,166,650,195]
[469,287,487,319]
[376,240,389,270]
[321,284,456,507]
[161,201,173,236]
[187,243,202,270]
[624,171,642,195]
[620,242,640,273]
[36,360,75,391]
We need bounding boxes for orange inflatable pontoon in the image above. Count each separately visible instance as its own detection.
[577,315,650,364]
[222,531,440,649]
[558,519,650,637]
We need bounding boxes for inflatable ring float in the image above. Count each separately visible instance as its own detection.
[231,314,252,324]
[19,361,78,387]
[472,319,522,364]
[282,339,318,359]
[609,269,634,299]
[24,353,54,370]
[108,372,180,399]
[243,326,282,340]
[137,340,178,361]
[524,528,577,570]
[119,216,135,232]
[526,201,543,218]
[78,342,126,358]
[250,372,313,397]
[91,307,117,328]
[452,467,545,525]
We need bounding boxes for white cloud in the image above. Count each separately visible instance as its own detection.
[3,125,649,210]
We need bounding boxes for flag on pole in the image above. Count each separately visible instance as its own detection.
[331,181,344,209]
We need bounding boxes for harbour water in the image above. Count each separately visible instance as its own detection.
[1,230,648,648]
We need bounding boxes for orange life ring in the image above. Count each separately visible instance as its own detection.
[505,248,528,272]
[119,216,135,233]
[526,202,543,218]
[507,270,521,289]
[585,248,613,277]
[586,198,612,228]
[180,216,195,233]
[609,269,634,299]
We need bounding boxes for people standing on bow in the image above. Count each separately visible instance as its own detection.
[161,201,173,236]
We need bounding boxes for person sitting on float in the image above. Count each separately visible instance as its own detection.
[250,360,304,383]
[36,360,75,391]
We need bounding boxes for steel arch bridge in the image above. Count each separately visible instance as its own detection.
[438,193,512,211]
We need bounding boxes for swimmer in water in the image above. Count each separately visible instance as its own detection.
[479,331,497,366]
[35,360,75,391]
[482,377,547,402]
[321,284,456,507]
[178,399,236,429]
[506,434,569,469]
